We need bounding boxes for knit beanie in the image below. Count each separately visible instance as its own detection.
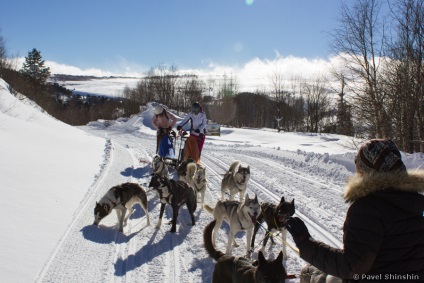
[355,139,406,174]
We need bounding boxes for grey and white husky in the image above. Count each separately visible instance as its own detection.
[179,161,207,206]
[204,194,261,256]
[93,182,150,232]
[151,155,168,177]
[221,161,250,201]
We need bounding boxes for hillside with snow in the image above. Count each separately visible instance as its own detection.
[1,78,423,282]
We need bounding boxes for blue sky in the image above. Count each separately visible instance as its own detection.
[1,0,341,76]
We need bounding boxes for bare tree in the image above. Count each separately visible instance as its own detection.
[301,76,331,133]
[330,0,388,138]
[384,0,424,151]
[0,28,6,64]
[268,68,285,129]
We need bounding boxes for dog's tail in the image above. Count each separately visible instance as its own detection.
[203,203,215,214]
[203,220,225,262]
[186,162,197,181]
[228,160,240,173]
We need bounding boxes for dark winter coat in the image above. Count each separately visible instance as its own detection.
[297,170,424,282]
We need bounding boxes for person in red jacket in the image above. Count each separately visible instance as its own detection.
[287,139,424,282]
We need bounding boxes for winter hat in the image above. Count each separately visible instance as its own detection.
[355,139,406,174]
[154,104,164,115]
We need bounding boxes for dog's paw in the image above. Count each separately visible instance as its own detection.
[170,228,176,233]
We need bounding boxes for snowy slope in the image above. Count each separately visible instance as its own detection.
[1,78,423,282]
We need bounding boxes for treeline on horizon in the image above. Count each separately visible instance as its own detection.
[0,0,423,153]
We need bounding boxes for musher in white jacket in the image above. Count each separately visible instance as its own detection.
[177,102,207,161]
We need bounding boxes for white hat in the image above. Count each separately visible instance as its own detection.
[154,105,164,115]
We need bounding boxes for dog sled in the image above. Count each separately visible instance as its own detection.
[158,130,189,169]
[157,128,204,170]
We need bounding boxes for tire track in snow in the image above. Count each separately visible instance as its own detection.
[37,140,145,283]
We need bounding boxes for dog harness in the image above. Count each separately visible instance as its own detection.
[106,197,119,208]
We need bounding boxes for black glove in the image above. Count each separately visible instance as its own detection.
[286,217,310,246]
[199,133,204,138]
[158,127,164,133]
[194,129,200,133]
[177,125,182,131]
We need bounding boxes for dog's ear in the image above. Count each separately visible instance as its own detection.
[276,251,284,262]
[257,251,267,265]
[291,199,295,205]
[280,196,285,203]
[244,194,250,203]
[254,194,258,202]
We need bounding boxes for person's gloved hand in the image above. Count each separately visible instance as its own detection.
[194,129,200,133]
[158,127,164,133]
[286,217,310,246]
[199,133,204,138]
[177,125,182,131]
[167,127,172,132]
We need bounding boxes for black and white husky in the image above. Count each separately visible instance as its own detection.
[221,161,250,202]
[149,173,197,233]
[204,194,261,256]
[251,196,295,259]
[93,182,150,232]
[151,155,169,177]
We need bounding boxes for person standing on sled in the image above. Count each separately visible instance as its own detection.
[176,102,207,164]
[152,104,177,158]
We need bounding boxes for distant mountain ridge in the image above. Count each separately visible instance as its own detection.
[51,74,139,81]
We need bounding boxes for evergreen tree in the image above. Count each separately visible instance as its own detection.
[21,48,50,84]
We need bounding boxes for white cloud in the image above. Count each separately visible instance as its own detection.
[12,54,339,92]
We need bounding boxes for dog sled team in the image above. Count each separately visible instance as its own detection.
[93,103,424,283]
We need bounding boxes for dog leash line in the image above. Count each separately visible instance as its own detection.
[257,222,300,255]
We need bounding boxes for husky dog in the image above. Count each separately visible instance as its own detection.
[93,182,150,232]
[251,196,295,259]
[151,155,168,177]
[203,220,289,283]
[204,194,261,256]
[179,160,207,206]
[192,164,207,205]
[177,158,195,180]
[148,173,197,233]
[178,158,196,183]
[300,264,342,283]
[221,161,251,201]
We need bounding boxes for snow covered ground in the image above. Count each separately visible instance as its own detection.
[1,78,424,282]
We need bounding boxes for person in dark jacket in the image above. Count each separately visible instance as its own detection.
[287,139,424,282]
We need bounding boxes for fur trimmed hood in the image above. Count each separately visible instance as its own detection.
[344,170,424,203]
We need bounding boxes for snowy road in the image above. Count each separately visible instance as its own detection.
[36,115,352,283]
